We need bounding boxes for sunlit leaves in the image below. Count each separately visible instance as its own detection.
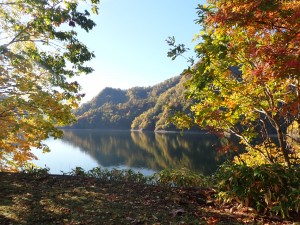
[0,0,100,171]
[172,0,300,166]
[215,163,300,218]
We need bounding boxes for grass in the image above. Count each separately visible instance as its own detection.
[0,171,299,225]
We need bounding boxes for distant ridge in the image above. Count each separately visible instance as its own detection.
[67,75,195,131]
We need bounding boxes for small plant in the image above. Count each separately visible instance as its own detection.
[22,166,50,179]
[154,168,209,187]
[121,169,149,183]
[64,167,150,184]
[215,162,300,218]
[86,167,110,180]
[63,167,87,176]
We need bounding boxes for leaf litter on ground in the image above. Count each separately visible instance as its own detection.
[0,172,299,225]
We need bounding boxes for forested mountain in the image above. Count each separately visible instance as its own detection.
[68,76,194,131]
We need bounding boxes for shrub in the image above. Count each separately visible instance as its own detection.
[154,168,210,187]
[64,167,150,184]
[87,168,149,183]
[21,166,50,179]
[215,162,300,218]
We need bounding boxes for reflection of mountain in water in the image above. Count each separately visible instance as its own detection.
[62,130,233,175]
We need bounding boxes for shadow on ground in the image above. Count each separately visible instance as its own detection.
[0,172,298,225]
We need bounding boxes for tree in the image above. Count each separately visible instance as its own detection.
[171,0,300,167]
[0,0,100,171]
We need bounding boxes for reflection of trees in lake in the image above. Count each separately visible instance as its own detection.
[62,130,232,175]
[62,130,151,168]
[131,132,229,175]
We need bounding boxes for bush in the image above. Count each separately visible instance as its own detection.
[64,167,149,184]
[62,167,212,188]
[88,167,149,183]
[21,166,50,179]
[154,168,210,187]
[215,162,300,218]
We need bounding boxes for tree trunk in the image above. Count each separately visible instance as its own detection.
[276,124,291,168]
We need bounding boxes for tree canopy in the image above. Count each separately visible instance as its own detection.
[0,0,100,171]
[172,0,300,167]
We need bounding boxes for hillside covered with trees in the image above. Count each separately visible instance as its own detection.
[68,75,196,131]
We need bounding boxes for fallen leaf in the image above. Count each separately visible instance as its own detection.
[170,208,185,217]
[152,214,158,220]
[206,216,219,225]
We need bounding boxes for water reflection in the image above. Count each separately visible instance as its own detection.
[61,130,234,175]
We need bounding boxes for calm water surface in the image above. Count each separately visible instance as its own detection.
[32,130,235,175]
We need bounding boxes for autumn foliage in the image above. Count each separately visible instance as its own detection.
[0,0,99,171]
[173,0,300,166]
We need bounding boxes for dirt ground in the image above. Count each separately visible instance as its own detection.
[0,172,299,225]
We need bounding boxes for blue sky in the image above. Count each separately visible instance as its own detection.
[76,0,206,103]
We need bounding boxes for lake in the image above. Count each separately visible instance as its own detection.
[32,130,236,176]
